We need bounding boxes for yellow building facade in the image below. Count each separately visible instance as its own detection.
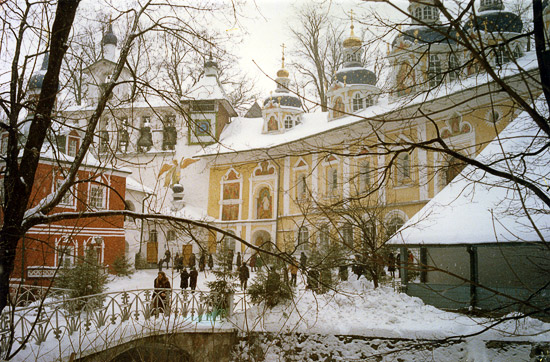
[198,0,540,259]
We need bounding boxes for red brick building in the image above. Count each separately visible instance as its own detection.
[4,133,130,287]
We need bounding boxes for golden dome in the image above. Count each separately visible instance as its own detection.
[343,10,362,48]
[343,35,362,48]
[277,68,289,78]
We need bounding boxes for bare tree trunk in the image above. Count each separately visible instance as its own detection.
[0,0,80,316]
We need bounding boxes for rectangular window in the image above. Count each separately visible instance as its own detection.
[56,135,67,154]
[196,120,210,136]
[57,179,75,207]
[327,168,338,195]
[297,227,309,251]
[359,162,370,192]
[167,229,176,241]
[89,185,106,209]
[150,229,158,243]
[58,244,75,268]
[342,224,353,245]
[297,173,308,200]
[68,137,79,157]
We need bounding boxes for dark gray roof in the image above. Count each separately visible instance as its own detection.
[334,67,377,86]
[392,25,459,47]
[464,11,523,33]
[102,24,117,46]
[244,102,262,118]
[29,53,49,90]
[263,94,302,108]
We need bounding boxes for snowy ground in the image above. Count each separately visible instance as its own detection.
[107,268,550,342]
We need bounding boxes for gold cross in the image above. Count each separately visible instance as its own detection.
[281,43,286,68]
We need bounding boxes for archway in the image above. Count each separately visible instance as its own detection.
[111,343,193,362]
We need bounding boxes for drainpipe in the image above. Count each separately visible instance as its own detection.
[467,245,478,309]
[139,192,153,255]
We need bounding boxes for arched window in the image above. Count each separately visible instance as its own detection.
[365,95,374,107]
[415,7,422,20]
[428,54,442,88]
[297,227,309,251]
[284,116,293,129]
[423,6,435,20]
[268,116,278,131]
[326,168,338,195]
[495,45,510,66]
[334,97,345,118]
[256,187,272,219]
[352,93,363,112]
[386,216,405,238]
[512,46,522,60]
[396,153,410,184]
[448,54,460,82]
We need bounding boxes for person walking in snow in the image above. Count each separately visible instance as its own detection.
[249,253,257,271]
[163,249,171,269]
[208,253,214,270]
[236,251,242,269]
[188,252,196,269]
[300,252,308,272]
[189,267,198,291]
[388,253,396,278]
[199,252,206,272]
[153,271,171,315]
[180,268,189,289]
[289,260,298,287]
[239,262,250,290]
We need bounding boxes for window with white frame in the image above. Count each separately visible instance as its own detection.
[297,173,308,200]
[365,95,374,107]
[284,116,293,129]
[414,7,422,19]
[359,161,370,193]
[448,54,460,82]
[386,216,405,238]
[396,153,411,184]
[342,224,353,246]
[327,168,338,195]
[297,227,309,251]
[87,237,103,264]
[57,243,75,268]
[57,179,75,207]
[428,54,442,88]
[352,93,363,112]
[224,231,236,252]
[167,229,176,241]
[68,136,79,157]
[89,184,106,209]
[149,229,158,243]
[495,45,511,66]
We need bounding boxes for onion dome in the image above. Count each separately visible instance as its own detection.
[392,26,458,47]
[263,44,302,109]
[262,94,302,108]
[464,10,523,33]
[29,52,49,90]
[334,68,376,85]
[205,55,218,69]
[101,23,117,46]
[277,67,289,78]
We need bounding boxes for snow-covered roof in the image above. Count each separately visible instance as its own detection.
[126,176,154,194]
[160,203,215,222]
[196,51,539,158]
[388,97,550,246]
[184,75,229,102]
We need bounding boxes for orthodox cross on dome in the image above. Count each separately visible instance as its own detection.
[281,43,286,68]
[349,9,355,35]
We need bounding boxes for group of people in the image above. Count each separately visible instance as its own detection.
[159,249,215,272]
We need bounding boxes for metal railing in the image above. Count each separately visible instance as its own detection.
[0,288,240,361]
